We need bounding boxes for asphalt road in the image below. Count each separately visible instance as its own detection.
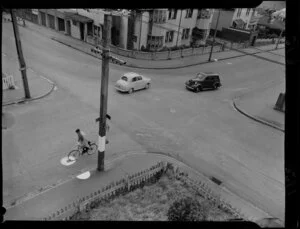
[2,22,285,220]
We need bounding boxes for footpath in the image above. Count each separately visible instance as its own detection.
[4,152,278,225]
[234,80,285,132]
[2,53,55,106]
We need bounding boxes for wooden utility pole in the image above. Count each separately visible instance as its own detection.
[97,13,112,172]
[208,9,221,62]
[10,9,31,99]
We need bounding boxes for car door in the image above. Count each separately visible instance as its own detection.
[205,76,214,88]
[201,76,210,88]
[134,76,143,90]
[131,77,138,90]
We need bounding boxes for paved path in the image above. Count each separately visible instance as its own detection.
[234,81,285,132]
[2,51,55,106]
[4,152,274,224]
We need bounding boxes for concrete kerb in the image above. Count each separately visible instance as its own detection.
[232,98,284,132]
[2,76,56,107]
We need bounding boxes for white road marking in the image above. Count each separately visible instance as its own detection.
[227,62,232,64]
[76,171,91,180]
[170,108,176,113]
[60,156,76,166]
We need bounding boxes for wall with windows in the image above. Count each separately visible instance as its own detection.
[164,9,183,48]
[232,8,255,29]
[179,9,197,46]
[210,9,235,32]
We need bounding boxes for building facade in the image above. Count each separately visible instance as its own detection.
[211,8,262,33]
[17,8,213,51]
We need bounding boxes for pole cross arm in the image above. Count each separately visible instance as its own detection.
[96,114,111,122]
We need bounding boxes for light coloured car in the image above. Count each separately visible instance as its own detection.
[115,72,151,94]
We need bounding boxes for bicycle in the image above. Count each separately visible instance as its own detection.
[68,141,97,162]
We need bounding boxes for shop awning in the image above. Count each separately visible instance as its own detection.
[64,12,93,23]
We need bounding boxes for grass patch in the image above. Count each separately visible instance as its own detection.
[70,173,236,221]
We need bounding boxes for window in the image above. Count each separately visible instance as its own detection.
[237,8,242,18]
[246,8,250,16]
[148,35,164,49]
[137,76,142,81]
[197,9,211,19]
[185,9,193,18]
[153,10,166,23]
[165,31,174,43]
[72,20,77,26]
[182,28,190,40]
[168,9,177,20]
[94,25,101,37]
[121,76,128,81]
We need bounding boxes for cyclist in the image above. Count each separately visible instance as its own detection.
[75,129,90,154]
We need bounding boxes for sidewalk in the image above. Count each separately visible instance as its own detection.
[2,54,55,106]
[4,152,273,222]
[233,82,285,132]
[17,18,284,70]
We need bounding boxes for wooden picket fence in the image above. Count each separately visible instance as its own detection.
[41,159,256,221]
[2,75,16,90]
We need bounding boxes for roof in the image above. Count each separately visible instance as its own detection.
[123,72,139,78]
[64,12,93,23]
[203,72,218,76]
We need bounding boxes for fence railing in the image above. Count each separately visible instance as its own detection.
[2,75,16,90]
[42,159,260,221]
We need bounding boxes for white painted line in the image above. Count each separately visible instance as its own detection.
[213,59,218,62]
[227,62,232,64]
[170,108,176,113]
[60,156,76,166]
[76,171,91,180]
[54,86,58,91]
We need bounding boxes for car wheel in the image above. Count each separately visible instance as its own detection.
[145,83,150,89]
[213,83,218,90]
[195,86,202,92]
[128,88,134,94]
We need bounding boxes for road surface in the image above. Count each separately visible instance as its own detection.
[2,22,285,220]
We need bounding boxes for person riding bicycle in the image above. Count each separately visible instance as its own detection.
[75,129,90,154]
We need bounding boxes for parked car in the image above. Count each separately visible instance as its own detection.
[91,46,126,65]
[115,72,151,94]
[111,56,127,65]
[185,72,222,92]
[91,45,102,54]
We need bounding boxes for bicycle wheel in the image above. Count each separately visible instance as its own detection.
[87,143,97,155]
[68,150,80,161]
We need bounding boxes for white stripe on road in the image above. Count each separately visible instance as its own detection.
[98,135,106,152]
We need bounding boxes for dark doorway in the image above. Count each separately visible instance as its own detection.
[80,22,85,40]
[57,17,65,32]
[40,12,46,26]
[66,20,71,35]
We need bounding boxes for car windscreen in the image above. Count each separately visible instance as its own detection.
[121,76,128,81]
[196,74,206,80]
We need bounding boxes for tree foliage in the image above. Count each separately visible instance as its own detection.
[167,196,208,221]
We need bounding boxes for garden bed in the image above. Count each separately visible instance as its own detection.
[70,168,236,221]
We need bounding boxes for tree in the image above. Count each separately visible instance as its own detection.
[167,196,208,221]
